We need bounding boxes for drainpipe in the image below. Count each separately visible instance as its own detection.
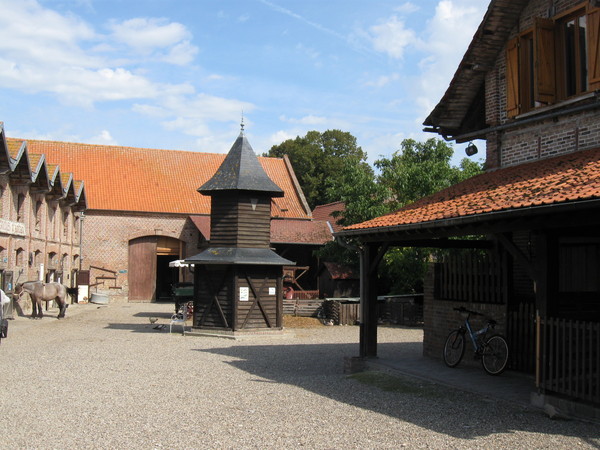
[79,211,84,271]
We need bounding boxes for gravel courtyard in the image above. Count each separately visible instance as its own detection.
[1,302,598,449]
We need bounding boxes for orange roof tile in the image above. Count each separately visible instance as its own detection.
[312,201,345,232]
[7,139,23,158]
[12,138,310,218]
[270,219,333,244]
[343,148,600,232]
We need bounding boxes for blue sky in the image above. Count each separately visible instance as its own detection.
[0,0,487,166]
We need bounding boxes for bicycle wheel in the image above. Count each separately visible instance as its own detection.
[481,335,509,375]
[443,330,465,368]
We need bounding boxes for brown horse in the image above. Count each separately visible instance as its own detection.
[14,281,69,319]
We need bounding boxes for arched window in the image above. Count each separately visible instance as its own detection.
[34,250,42,267]
[48,204,57,239]
[16,193,25,222]
[48,252,57,268]
[15,248,24,267]
[62,209,69,237]
[74,215,80,238]
[35,200,43,231]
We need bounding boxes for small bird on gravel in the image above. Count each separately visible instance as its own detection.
[149,317,158,324]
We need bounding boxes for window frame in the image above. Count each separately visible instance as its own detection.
[506,4,600,118]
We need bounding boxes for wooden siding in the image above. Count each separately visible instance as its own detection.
[210,193,271,248]
[235,267,280,329]
[128,236,157,301]
[194,266,233,329]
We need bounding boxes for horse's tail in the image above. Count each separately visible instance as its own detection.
[66,287,78,296]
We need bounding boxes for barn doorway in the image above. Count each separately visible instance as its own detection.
[128,236,183,301]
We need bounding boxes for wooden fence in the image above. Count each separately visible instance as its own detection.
[434,252,506,304]
[283,291,321,317]
[540,317,600,405]
[506,301,536,373]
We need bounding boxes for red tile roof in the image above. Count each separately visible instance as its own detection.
[13,138,310,218]
[190,215,332,245]
[312,201,345,232]
[270,219,333,245]
[342,148,600,232]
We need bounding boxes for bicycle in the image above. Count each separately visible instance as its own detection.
[442,306,509,375]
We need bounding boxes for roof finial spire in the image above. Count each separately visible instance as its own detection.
[240,111,245,132]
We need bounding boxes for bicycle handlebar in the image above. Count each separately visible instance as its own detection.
[454,306,497,327]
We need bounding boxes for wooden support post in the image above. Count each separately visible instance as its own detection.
[359,242,386,358]
[533,232,550,391]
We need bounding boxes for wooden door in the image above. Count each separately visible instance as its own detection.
[129,236,157,301]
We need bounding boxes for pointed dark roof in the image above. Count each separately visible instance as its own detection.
[199,131,284,196]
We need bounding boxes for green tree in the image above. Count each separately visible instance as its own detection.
[317,157,389,266]
[266,130,368,209]
[375,138,482,210]
[373,138,483,294]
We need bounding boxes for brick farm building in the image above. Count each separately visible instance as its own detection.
[7,129,331,302]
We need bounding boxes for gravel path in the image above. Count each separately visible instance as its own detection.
[1,302,598,449]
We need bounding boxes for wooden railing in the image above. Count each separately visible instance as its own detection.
[283,297,322,317]
[507,301,536,373]
[89,265,120,290]
[540,317,600,405]
[434,251,506,304]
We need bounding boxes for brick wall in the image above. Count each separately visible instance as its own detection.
[0,174,82,314]
[484,0,598,169]
[423,263,507,367]
[81,210,201,300]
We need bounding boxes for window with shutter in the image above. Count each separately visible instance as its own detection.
[506,37,520,118]
[505,6,599,117]
[587,7,600,89]
[534,18,556,104]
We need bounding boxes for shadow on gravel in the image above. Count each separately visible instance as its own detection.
[196,342,600,444]
[103,311,176,333]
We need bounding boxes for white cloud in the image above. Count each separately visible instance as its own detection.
[269,130,296,145]
[162,40,198,65]
[89,130,117,145]
[0,0,99,68]
[108,17,199,66]
[368,16,418,59]
[415,0,487,119]
[394,2,419,14]
[364,73,400,88]
[279,114,327,125]
[134,93,255,141]
[109,17,191,52]
[0,0,198,107]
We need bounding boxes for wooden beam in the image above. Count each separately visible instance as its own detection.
[495,232,535,280]
[359,242,384,357]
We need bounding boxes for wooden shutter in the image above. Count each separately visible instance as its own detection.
[506,37,520,118]
[588,7,600,90]
[534,18,556,104]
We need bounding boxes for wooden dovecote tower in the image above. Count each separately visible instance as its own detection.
[186,129,294,332]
